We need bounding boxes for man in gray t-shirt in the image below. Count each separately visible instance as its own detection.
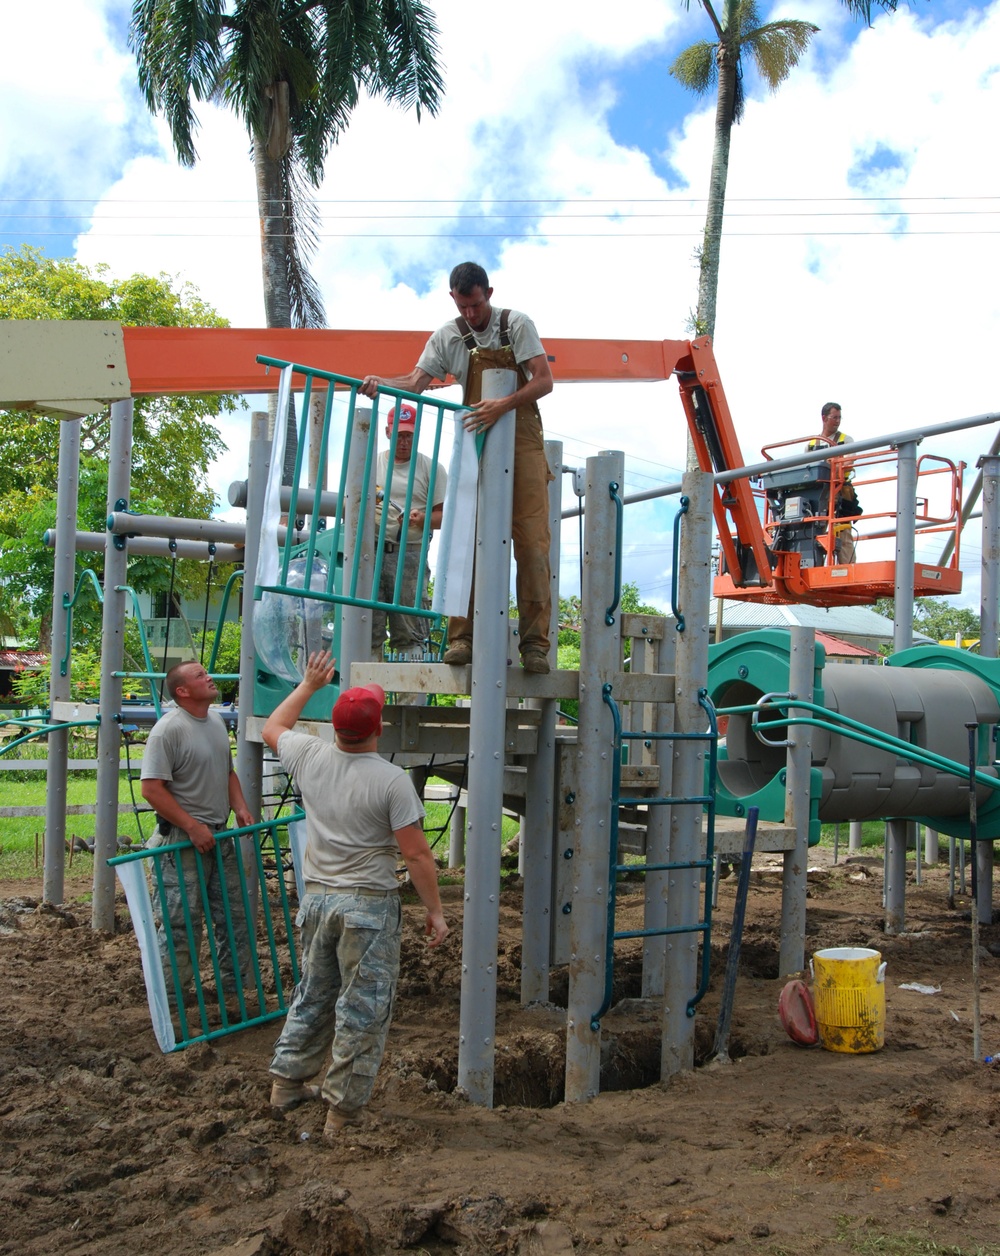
[361,260,554,674]
[141,662,255,1001]
[262,651,448,1139]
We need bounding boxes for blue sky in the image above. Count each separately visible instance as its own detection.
[3,0,1000,609]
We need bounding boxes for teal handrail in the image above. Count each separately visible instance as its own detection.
[0,717,101,755]
[670,496,689,632]
[60,568,105,677]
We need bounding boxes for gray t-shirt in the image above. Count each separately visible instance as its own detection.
[277,731,425,891]
[416,307,545,389]
[141,705,233,827]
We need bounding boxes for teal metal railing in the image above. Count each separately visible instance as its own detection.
[592,686,718,1030]
[255,357,466,635]
[108,812,304,1051]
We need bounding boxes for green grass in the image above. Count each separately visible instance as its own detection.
[0,769,515,884]
[834,1216,1000,1255]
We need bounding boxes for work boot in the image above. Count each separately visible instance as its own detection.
[323,1105,365,1141]
[269,1077,322,1111]
[443,641,472,666]
[521,649,551,675]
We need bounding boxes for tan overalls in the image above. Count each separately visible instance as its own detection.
[447,310,554,657]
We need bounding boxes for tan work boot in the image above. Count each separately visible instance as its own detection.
[269,1077,322,1111]
[323,1105,364,1141]
[443,641,472,666]
[521,649,551,675]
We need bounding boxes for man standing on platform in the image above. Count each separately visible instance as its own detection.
[361,261,554,674]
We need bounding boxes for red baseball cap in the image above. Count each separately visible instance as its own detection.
[332,684,386,741]
[387,403,416,432]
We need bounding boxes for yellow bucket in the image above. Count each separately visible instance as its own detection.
[810,947,886,1054]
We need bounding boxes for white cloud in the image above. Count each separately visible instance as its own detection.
[16,0,1000,610]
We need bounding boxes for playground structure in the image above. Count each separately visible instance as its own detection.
[3,321,1000,1107]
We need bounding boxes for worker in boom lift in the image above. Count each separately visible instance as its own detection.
[807,402,860,564]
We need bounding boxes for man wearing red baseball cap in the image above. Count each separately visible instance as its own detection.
[261,651,448,1138]
[372,402,447,660]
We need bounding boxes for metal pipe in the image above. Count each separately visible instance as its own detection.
[228,479,340,517]
[457,368,517,1108]
[893,441,918,654]
[43,417,80,905]
[236,413,269,859]
[976,452,999,925]
[44,530,244,564]
[107,511,252,543]
[565,450,624,1101]
[939,428,1000,566]
[93,399,133,932]
[885,817,908,935]
[340,405,375,677]
[849,820,863,854]
[780,627,814,976]
[521,439,562,1005]
[661,469,713,1079]
[563,409,1000,518]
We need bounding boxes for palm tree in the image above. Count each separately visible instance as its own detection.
[671,0,898,339]
[130,0,444,330]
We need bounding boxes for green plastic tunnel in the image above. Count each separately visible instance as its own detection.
[707,630,1000,842]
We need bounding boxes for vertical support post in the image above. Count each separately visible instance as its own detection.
[92,399,133,932]
[564,451,624,1102]
[661,470,712,1080]
[237,413,270,898]
[341,405,375,676]
[237,413,269,815]
[885,817,908,934]
[849,820,863,854]
[43,417,81,904]
[976,452,1000,924]
[642,621,676,998]
[893,440,918,654]
[780,627,815,976]
[521,439,562,1004]
[924,827,940,866]
[457,369,517,1107]
[448,798,466,868]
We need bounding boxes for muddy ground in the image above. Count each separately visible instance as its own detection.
[2,846,999,1256]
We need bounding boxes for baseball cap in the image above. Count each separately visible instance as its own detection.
[332,684,386,741]
[387,403,417,432]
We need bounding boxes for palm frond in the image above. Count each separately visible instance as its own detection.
[280,153,326,329]
[669,40,719,94]
[742,20,819,91]
[840,0,898,25]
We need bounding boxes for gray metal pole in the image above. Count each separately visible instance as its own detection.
[565,450,624,1101]
[924,827,940,866]
[662,470,713,1080]
[938,428,1000,567]
[107,511,254,544]
[43,530,244,563]
[92,400,133,931]
[457,369,517,1107]
[236,413,270,833]
[849,820,863,854]
[893,441,918,654]
[521,439,562,1005]
[227,481,339,518]
[975,452,999,924]
[642,621,676,998]
[885,817,908,935]
[43,417,81,905]
[340,404,375,675]
[780,627,815,976]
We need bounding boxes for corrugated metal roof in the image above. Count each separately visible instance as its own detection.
[0,650,47,670]
[719,601,933,642]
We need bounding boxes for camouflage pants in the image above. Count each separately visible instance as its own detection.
[269,888,402,1117]
[152,828,253,998]
[371,544,430,657]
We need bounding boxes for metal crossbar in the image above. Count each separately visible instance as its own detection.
[254,358,467,632]
[109,814,304,1051]
[592,686,718,1030]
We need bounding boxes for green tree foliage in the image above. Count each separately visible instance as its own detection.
[129,0,444,331]
[874,596,981,648]
[0,246,239,646]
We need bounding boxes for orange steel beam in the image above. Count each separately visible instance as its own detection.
[121,326,691,395]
